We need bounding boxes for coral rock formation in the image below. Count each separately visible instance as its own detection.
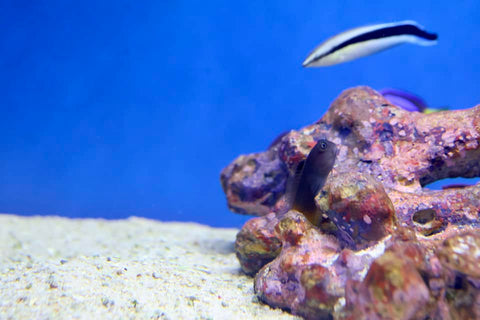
[220,86,480,319]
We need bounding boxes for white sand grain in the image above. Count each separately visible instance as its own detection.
[0,214,299,320]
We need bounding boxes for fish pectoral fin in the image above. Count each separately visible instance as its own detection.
[308,177,326,199]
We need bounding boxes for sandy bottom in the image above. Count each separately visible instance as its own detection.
[0,214,299,320]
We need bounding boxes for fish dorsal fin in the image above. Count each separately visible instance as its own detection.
[285,159,306,207]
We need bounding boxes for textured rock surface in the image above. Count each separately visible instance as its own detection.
[235,212,282,276]
[254,211,390,320]
[221,86,480,221]
[221,86,480,319]
[316,171,397,249]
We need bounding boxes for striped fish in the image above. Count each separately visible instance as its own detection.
[303,21,438,67]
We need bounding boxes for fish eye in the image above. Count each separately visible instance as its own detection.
[319,141,327,149]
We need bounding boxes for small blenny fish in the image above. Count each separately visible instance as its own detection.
[379,88,448,113]
[288,139,337,225]
[303,20,438,67]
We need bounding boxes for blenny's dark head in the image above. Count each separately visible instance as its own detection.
[306,139,337,175]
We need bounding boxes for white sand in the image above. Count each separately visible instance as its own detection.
[0,214,299,320]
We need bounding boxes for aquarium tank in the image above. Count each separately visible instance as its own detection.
[3,1,480,319]
[1,1,479,228]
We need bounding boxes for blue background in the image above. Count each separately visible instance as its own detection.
[1,1,479,227]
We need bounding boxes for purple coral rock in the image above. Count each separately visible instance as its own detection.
[344,247,431,320]
[235,213,282,276]
[220,150,288,216]
[255,211,342,319]
[437,232,480,278]
[221,86,480,319]
[434,232,480,319]
[316,171,397,249]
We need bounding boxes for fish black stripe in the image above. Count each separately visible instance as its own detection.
[313,23,438,63]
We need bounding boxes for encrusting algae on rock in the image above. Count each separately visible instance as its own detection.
[220,86,480,319]
[316,171,397,250]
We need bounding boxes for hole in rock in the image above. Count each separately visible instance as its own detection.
[423,228,443,237]
[453,274,467,290]
[338,126,351,138]
[412,209,436,224]
[422,177,480,190]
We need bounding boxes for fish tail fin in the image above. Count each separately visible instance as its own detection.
[408,36,437,46]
